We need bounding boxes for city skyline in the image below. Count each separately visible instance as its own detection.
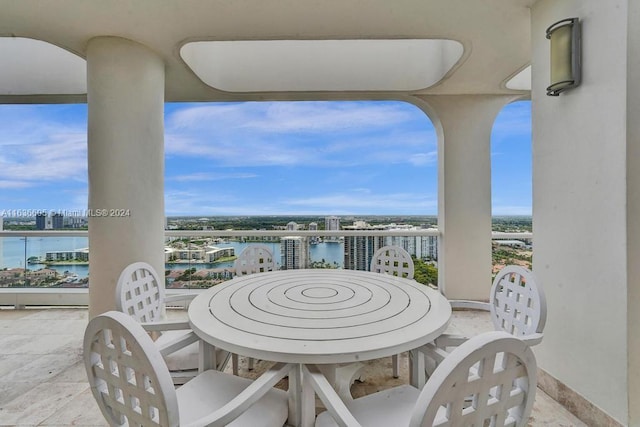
[0,100,531,216]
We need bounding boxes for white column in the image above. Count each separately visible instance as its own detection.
[86,36,165,318]
[414,95,514,301]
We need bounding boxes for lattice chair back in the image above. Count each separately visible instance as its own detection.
[370,245,415,279]
[84,311,179,427]
[234,244,275,276]
[490,265,547,338]
[411,331,537,427]
[116,262,165,324]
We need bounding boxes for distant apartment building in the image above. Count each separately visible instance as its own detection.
[51,213,64,229]
[64,216,88,228]
[384,224,438,261]
[29,268,58,279]
[308,222,320,244]
[281,236,309,270]
[35,213,46,230]
[35,212,65,230]
[286,221,299,231]
[45,248,89,262]
[204,247,235,263]
[164,246,234,263]
[325,216,340,242]
[343,221,385,271]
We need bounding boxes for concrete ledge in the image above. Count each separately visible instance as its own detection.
[0,288,89,308]
[0,287,204,308]
[538,368,624,427]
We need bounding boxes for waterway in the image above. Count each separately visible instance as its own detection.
[0,236,344,278]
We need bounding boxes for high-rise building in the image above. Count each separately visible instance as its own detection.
[308,222,319,244]
[325,216,340,242]
[383,224,438,261]
[281,236,309,270]
[51,213,64,229]
[343,221,385,271]
[35,213,46,230]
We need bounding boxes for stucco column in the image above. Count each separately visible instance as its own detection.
[628,1,640,424]
[86,37,165,318]
[413,95,514,301]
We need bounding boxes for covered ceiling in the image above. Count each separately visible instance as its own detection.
[0,0,536,103]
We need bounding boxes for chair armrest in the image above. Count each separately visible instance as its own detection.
[164,293,198,305]
[182,362,294,427]
[522,333,544,346]
[449,300,491,311]
[140,320,191,332]
[433,333,469,349]
[156,330,199,356]
[302,364,363,427]
[415,342,450,365]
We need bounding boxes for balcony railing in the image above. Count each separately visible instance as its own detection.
[0,229,532,307]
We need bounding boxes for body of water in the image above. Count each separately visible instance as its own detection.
[0,237,344,278]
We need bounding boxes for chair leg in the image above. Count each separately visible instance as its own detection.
[248,357,254,371]
[232,353,239,376]
[392,354,400,378]
[334,362,365,401]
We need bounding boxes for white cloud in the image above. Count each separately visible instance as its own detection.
[170,172,258,182]
[0,180,31,189]
[168,101,418,134]
[492,101,532,139]
[0,105,87,190]
[165,102,436,168]
[243,102,415,133]
[283,191,438,213]
[407,152,438,166]
[0,134,86,184]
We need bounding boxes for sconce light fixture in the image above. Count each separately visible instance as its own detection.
[546,18,581,96]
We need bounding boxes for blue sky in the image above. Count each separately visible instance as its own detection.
[0,100,531,216]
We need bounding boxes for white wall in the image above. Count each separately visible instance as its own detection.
[532,0,629,423]
[626,1,640,424]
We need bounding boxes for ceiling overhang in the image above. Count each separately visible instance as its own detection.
[180,39,463,93]
[0,0,534,103]
[0,37,86,95]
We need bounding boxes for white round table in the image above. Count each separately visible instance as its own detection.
[188,269,452,364]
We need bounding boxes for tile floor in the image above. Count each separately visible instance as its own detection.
[0,307,587,426]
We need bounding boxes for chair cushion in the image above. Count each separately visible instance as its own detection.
[177,370,289,427]
[315,384,420,427]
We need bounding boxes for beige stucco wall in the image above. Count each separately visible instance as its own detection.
[626,1,640,425]
[532,0,629,423]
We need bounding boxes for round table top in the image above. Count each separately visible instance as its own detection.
[188,269,452,364]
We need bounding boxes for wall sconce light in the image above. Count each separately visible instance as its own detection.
[546,18,581,96]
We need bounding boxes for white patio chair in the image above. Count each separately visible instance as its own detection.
[232,245,276,372]
[370,245,415,279]
[234,244,276,276]
[309,330,537,427]
[116,261,230,383]
[370,245,415,378]
[84,310,293,427]
[419,265,546,387]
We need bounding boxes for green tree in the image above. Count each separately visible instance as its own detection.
[413,258,438,288]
